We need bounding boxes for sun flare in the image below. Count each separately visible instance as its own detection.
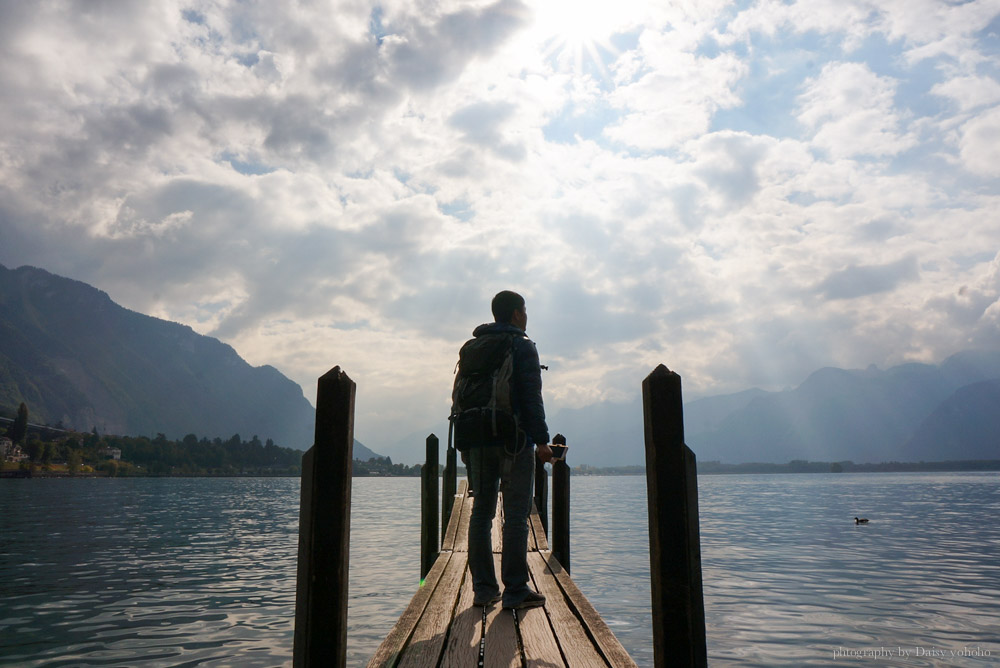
[529,0,643,76]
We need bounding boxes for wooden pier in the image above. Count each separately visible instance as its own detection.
[367,480,636,667]
[294,364,707,668]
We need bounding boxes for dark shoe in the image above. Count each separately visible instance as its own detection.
[473,592,501,607]
[503,591,545,610]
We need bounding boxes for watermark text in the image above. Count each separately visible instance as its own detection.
[832,646,992,661]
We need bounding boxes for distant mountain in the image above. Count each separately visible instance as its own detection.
[0,264,354,451]
[900,380,1000,461]
[684,387,768,435]
[691,352,1000,463]
[354,441,383,461]
[545,352,1000,466]
[547,399,644,468]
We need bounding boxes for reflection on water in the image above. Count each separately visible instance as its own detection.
[1,473,999,666]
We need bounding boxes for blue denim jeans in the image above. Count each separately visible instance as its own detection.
[466,443,535,606]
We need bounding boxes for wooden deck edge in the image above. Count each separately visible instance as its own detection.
[541,552,639,668]
[366,551,455,668]
[529,501,549,552]
[440,488,468,552]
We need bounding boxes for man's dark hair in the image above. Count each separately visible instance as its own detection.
[492,290,525,323]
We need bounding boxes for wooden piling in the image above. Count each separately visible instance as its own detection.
[534,450,548,536]
[642,364,707,668]
[421,434,439,580]
[293,366,356,668]
[551,433,570,573]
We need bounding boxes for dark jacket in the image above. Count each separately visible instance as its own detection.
[471,322,550,446]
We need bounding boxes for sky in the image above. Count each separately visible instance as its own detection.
[2,0,1000,460]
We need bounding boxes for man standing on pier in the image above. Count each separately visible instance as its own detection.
[456,290,553,610]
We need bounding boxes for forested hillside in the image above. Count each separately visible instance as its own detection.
[0,264,314,448]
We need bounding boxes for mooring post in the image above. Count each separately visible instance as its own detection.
[642,364,707,668]
[421,434,439,580]
[442,444,456,543]
[294,366,356,668]
[534,449,548,536]
[551,433,570,572]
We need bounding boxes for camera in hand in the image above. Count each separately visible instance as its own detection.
[550,433,567,462]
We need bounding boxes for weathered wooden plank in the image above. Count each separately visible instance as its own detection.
[517,604,564,667]
[491,492,504,554]
[541,553,638,668]
[366,552,452,668]
[484,607,520,668]
[454,493,474,554]
[441,481,469,552]
[527,552,607,667]
[439,557,480,668]
[528,502,548,552]
[484,556,519,668]
[442,445,457,544]
[397,550,467,668]
[527,499,537,552]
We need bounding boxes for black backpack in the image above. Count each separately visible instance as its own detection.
[449,333,521,452]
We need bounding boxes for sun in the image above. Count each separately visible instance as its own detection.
[528,0,643,77]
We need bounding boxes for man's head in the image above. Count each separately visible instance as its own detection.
[492,290,527,330]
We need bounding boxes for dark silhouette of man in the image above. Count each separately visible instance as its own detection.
[466,290,553,609]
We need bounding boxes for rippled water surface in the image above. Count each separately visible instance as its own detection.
[570,473,1000,667]
[2,472,999,666]
[1,478,299,667]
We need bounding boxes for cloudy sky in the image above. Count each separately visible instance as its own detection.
[2,0,1000,458]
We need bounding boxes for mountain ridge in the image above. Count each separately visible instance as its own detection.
[5,263,995,465]
[1,264,348,452]
[546,351,1000,467]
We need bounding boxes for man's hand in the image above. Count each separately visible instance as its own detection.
[536,443,553,463]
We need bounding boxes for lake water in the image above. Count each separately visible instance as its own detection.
[1,472,999,666]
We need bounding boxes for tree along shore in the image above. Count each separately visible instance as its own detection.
[0,425,429,477]
[5,421,997,478]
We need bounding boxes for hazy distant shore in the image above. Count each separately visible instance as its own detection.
[6,459,1000,479]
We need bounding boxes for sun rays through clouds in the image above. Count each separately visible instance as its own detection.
[2,0,1000,459]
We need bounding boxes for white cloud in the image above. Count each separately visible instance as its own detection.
[2,0,1000,461]
[722,0,876,49]
[797,62,915,158]
[606,31,746,150]
[959,105,1000,177]
[931,75,1000,111]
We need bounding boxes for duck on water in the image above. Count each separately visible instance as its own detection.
[854,517,870,524]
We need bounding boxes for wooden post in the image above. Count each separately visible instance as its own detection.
[421,434,439,580]
[534,450,548,537]
[643,364,707,668]
[551,433,570,573]
[442,444,457,543]
[294,366,356,668]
